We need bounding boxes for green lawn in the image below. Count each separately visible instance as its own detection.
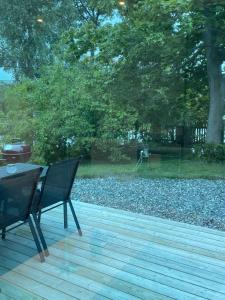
[77,159,225,180]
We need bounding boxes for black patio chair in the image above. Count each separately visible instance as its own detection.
[0,168,49,262]
[33,157,82,236]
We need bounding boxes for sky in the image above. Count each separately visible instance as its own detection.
[0,67,13,81]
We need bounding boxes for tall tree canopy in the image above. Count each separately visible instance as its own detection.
[63,0,225,144]
[1,0,225,165]
[0,0,58,79]
[62,1,208,131]
[0,0,116,80]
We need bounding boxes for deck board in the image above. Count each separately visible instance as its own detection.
[76,202,225,243]
[1,202,225,300]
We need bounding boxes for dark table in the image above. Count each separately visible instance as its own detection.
[0,163,43,179]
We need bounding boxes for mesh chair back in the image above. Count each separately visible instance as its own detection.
[0,168,42,229]
[39,157,81,209]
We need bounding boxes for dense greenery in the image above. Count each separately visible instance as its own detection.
[1,63,137,163]
[0,0,116,79]
[0,1,224,163]
[194,143,225,162]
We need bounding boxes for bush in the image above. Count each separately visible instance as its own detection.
[1,64,137,164]
[90,139,131,163]
[193,144,225,162]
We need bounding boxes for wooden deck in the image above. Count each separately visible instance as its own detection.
[1,202,225,300]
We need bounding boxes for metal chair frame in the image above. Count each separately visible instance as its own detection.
[0,169,49,262]
[35,157,82,236]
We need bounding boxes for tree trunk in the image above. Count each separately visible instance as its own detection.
[205,13,225,144]
[151,123,161,144]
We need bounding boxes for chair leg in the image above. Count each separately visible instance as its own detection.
[37,210,42,224]
[28,216,45,262]
[68,199,82,236]
[63,201,68,229]
[1,228,6,240]
[32,213,49,257]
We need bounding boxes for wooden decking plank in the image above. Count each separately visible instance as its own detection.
[42,210,225,262]
[40,211,225,271]
[1,202,225,300]
[0,245,125,300]
[51,237,225,298]
[0,253,114,300]
[16,221,225,289]
[76,202,225,238]
[68,206,225,251]
[0,241,202,300]
[8,227,225,300]
[0,278,45,300]
[74,209,225,250]
[75,217,225,260]
[39,226,225,291]
[0,257,80,300]
[0,293,16,300]
[39,210,225,269]
[46,247,220,300]
[38,220,225,285]
[1,234,176,300]
[45,233,225,297]
[0,262,76,300]
[51,205,225,253]
[1,240,161,300]
[75,204,225,244]
[0,250,155,300]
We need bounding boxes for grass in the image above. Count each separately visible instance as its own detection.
[77,162,136,178]
[77,158,225,180]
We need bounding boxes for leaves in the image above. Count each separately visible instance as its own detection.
[1,62,138,163]
[2,0,225,163]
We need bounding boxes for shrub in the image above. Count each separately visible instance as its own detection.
[90,139,131,163]
[193,144,225,162]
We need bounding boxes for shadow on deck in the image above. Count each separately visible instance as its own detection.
[1,201,225,300]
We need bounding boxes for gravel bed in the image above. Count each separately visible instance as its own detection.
[72,177,225,231]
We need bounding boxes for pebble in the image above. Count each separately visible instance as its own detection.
[72,177,225,231]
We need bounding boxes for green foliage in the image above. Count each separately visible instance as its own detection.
[1,0,224,164]
[0,0,56,79]
[0,0,117,80]
[1,63,137,163]
[73,0,116,25]
[194,144,225,162]
[61,0,209,131]
[1,80,36,143]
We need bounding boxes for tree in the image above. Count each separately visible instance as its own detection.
[166,0,225,144]
[0,0,118,80]
[62,0,207,141]
[72,0,116,26]
[98,0,225,144]
[199,1,225,143]
[0,0,77,80]
[62,2,170,118]
[1,62,137,163]
[2,0,223,159]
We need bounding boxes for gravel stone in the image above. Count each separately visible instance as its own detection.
[72,177,225,231]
